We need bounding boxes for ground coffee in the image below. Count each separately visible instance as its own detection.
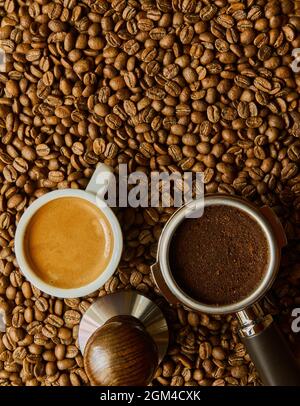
[169,205,269,306]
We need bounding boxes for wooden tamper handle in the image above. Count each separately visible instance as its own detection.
[83,315,159,386]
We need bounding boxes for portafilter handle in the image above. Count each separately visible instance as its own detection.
[237,304,300,386]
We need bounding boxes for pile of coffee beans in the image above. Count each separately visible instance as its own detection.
[0,0,299,386]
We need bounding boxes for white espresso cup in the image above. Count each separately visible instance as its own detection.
[15,164,123,298]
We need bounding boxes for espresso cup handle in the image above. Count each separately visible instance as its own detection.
[85,163,114,199]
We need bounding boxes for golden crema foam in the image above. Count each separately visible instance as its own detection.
[24,197,114,289]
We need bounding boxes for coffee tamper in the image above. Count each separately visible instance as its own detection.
[78,291,169,386]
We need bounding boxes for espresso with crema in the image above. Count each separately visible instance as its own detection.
[24,197,113,289]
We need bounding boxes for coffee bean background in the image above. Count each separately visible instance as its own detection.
[0,0,299,386]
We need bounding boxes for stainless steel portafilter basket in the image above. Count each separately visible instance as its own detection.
[151,194,300,386]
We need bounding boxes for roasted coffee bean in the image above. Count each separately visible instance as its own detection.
[0,0,298,388]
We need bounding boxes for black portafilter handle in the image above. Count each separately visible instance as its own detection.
[237,304,300,386]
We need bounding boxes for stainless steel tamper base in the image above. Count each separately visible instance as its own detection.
[78,290,169,362]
